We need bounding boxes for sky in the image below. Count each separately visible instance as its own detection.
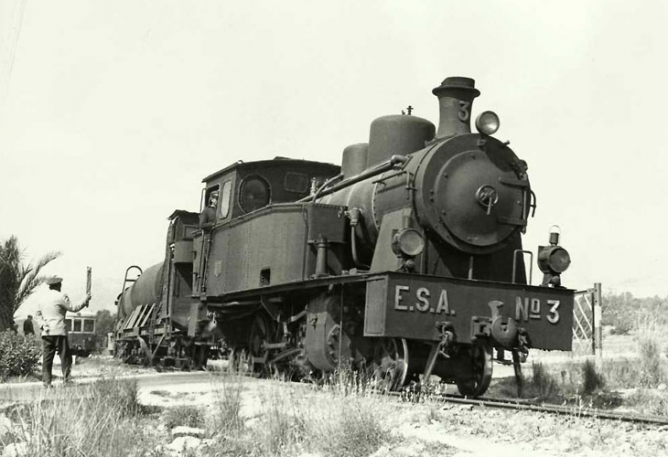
[2,0,668,315]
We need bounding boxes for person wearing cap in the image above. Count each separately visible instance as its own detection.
[197,191,219,292]
[199,191,219,231]
[35,276,91,387]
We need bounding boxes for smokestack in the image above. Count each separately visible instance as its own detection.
[432,77,480,140]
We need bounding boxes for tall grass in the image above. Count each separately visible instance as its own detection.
[204,372,392,457]
[1,378,160,457]
[636,320,666,387]
[601,320,668,389]
[163,404,205,429]
[527,362,561,402]
[581,359,605,394]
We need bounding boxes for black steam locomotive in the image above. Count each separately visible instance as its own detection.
[115,76,574,396]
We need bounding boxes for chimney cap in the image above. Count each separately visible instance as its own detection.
[432,77,480,97]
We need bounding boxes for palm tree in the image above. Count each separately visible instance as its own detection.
[0,236,60,331]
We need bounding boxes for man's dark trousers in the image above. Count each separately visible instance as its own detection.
[42,335,72,385]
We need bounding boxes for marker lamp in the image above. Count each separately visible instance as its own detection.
[392,229,425,257]
[538,246,571,274]
[475,111,500,136]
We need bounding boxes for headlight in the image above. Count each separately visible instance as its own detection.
[392,229,425,257]
[538,246,571,274]
[475,111,500,136]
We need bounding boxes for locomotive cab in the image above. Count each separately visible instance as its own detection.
[198,157,340,222]
[192,158,341,295]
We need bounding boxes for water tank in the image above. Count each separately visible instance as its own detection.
[118,262,164,319]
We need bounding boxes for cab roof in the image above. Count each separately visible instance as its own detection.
[202,157,340,183]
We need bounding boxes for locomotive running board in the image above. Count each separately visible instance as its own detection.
[363,272,575,351]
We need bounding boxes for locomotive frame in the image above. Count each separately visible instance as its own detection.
[114,76,575,396]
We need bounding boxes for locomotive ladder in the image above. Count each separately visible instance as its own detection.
[572,283,603,358]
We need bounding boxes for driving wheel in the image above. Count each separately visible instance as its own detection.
[367,338,410,392]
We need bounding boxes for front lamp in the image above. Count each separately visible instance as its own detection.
[475,111,500,136]
[392,229,425,258]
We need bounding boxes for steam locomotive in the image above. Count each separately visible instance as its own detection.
[114,76,574,396]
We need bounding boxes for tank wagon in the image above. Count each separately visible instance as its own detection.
[115,76,575,396]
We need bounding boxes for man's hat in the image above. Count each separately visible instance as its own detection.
[46,276,63,286]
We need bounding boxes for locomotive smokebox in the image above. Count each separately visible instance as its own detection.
[432,76,480,140]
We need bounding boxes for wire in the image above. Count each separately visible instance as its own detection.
[2,0,27,104]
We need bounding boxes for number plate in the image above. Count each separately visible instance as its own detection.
[364,272,574,351]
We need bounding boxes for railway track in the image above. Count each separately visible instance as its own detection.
[391,390,668,426]
[99,362,668,427]
[216,366,668,427]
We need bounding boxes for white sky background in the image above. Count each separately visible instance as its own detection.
[1,0,667,313]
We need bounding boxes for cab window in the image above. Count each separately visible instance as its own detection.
[239,176,271,213]
[219,180,232,218]
[284,172,310,193]
[203,186,220,211]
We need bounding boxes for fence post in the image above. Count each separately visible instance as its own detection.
[593,282,603,366]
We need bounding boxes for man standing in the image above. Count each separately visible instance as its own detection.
[198,192,218,292]
[23,315,35,336]
[198,191,218,231]
[36,276,91,387]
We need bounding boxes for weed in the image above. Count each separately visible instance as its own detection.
[637,325,666,387]
[625,389,668,416]
[310,397,390,457]
[163,404,205,429]
[601,358,640,388]
[2,377,159,456]
[210,374,245,433]
[581,359,605,394]
[527,362,561,401]
[89,377,143,416]
[258,390,305,455]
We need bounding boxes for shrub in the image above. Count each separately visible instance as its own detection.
[610,320,632,335]
[94,310,116,352]
[88,377,143,417]
[164,405,204,429]
[324,402,388,457]
[0,330,40,379]
[626,389,668,416]
[4,377,157,456]
[581,359,605,394]
[638,329,666,387]
[528,362,561,401]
